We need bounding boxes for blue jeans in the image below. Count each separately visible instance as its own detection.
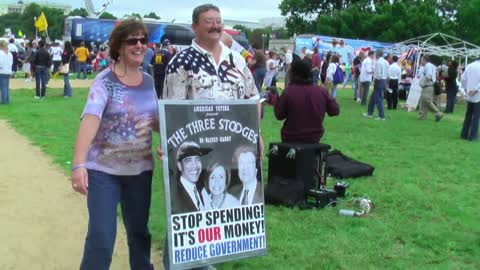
[461,101,480,141]
[361,81,371,105]
[445,90,457,113]
[77,61,87,79]
[35,66,47,97]
[253,67,266,92]
[312,70,320,85]
[0,74,10,104]
[63,74,72,97]
[367,79,386,119]
[352,77,358,99]
[342,71,351,88]
[80,169,153,270]
[332,83,338,99]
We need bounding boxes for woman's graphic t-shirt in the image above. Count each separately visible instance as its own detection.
[82,68,159,175]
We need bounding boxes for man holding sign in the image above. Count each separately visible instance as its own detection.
[162,4,263,270]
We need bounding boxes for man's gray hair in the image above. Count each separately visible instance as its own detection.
[376,49,383,58]
[192,4,220,24]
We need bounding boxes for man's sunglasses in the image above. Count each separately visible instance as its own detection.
[124,37,148,46]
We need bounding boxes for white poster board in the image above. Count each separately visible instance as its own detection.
[406,78,422,111]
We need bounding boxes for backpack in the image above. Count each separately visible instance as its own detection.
[333,64,344,84]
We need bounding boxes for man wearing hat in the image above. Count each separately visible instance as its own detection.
[151,39,172,99]
[171,141,211,214]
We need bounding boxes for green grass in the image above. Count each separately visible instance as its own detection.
[1,86,479,269]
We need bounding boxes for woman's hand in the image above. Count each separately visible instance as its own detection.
[71,167,88,195]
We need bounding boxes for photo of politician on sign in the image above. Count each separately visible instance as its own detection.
[158,100,267,270]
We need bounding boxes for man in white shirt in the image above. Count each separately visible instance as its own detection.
[418,55,443,121]
[387,55,402,109]
[49,42,63,74]
[359,50,374,105]
[460,60,480,141]
[7,38,18,78]
[363,49,389,120]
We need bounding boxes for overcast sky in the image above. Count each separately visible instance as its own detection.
[40,0,283,23]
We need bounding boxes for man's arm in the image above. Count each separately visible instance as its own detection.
[273,90,288,120]
[326,92,340,116]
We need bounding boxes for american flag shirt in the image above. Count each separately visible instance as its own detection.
[82,68,159,176]
[163,41,259,100]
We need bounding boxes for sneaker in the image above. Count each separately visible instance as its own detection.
[357,98,361,103]
[34,96,40,99]
[363,113,373,118]
[374,117,386,121]
[435,114,443,122]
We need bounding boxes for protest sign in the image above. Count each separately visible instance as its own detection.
[158,99,267,269]
[406,78,421,111]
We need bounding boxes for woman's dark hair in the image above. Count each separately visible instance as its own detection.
[204,161,231,194]
[449,60,458,70]
[109,18,149,62]
[330,55,339,63]
[64,41,73,54]
[325,52,332,62]
[288,59,313,85]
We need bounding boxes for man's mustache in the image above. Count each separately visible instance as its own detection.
[208,28,222,33]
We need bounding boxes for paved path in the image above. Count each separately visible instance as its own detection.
[0,119,162,269]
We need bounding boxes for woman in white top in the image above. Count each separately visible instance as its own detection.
[0,40,13,104]
[264,51,279,88]
[325,54,340,98]
[202,161,240,210]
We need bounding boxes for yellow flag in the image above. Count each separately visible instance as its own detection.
[18,30,23,37]
[35,12,48,32]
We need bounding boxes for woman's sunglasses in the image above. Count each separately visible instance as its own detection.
[124,37,148,46]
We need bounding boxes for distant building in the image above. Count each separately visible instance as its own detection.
[258,17,286,28]
[223,17,286,30]
[223,19,262,30]
[0,1,72,16]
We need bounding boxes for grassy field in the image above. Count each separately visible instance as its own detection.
[1,86,479,269]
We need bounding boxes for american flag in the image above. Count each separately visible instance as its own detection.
[398,47,417,62]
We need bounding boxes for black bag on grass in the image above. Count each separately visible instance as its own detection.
[327,150,374,179]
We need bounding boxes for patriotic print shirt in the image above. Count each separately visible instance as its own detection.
[82,68,159,176]
[163,41,259,100]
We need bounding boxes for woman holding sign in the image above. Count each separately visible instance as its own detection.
[202,161,240,209]
[71,18,158,270]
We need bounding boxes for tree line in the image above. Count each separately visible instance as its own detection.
[279,0,480,45]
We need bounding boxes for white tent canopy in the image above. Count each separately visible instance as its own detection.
[387,33,478,111]
[389,32,480,62]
